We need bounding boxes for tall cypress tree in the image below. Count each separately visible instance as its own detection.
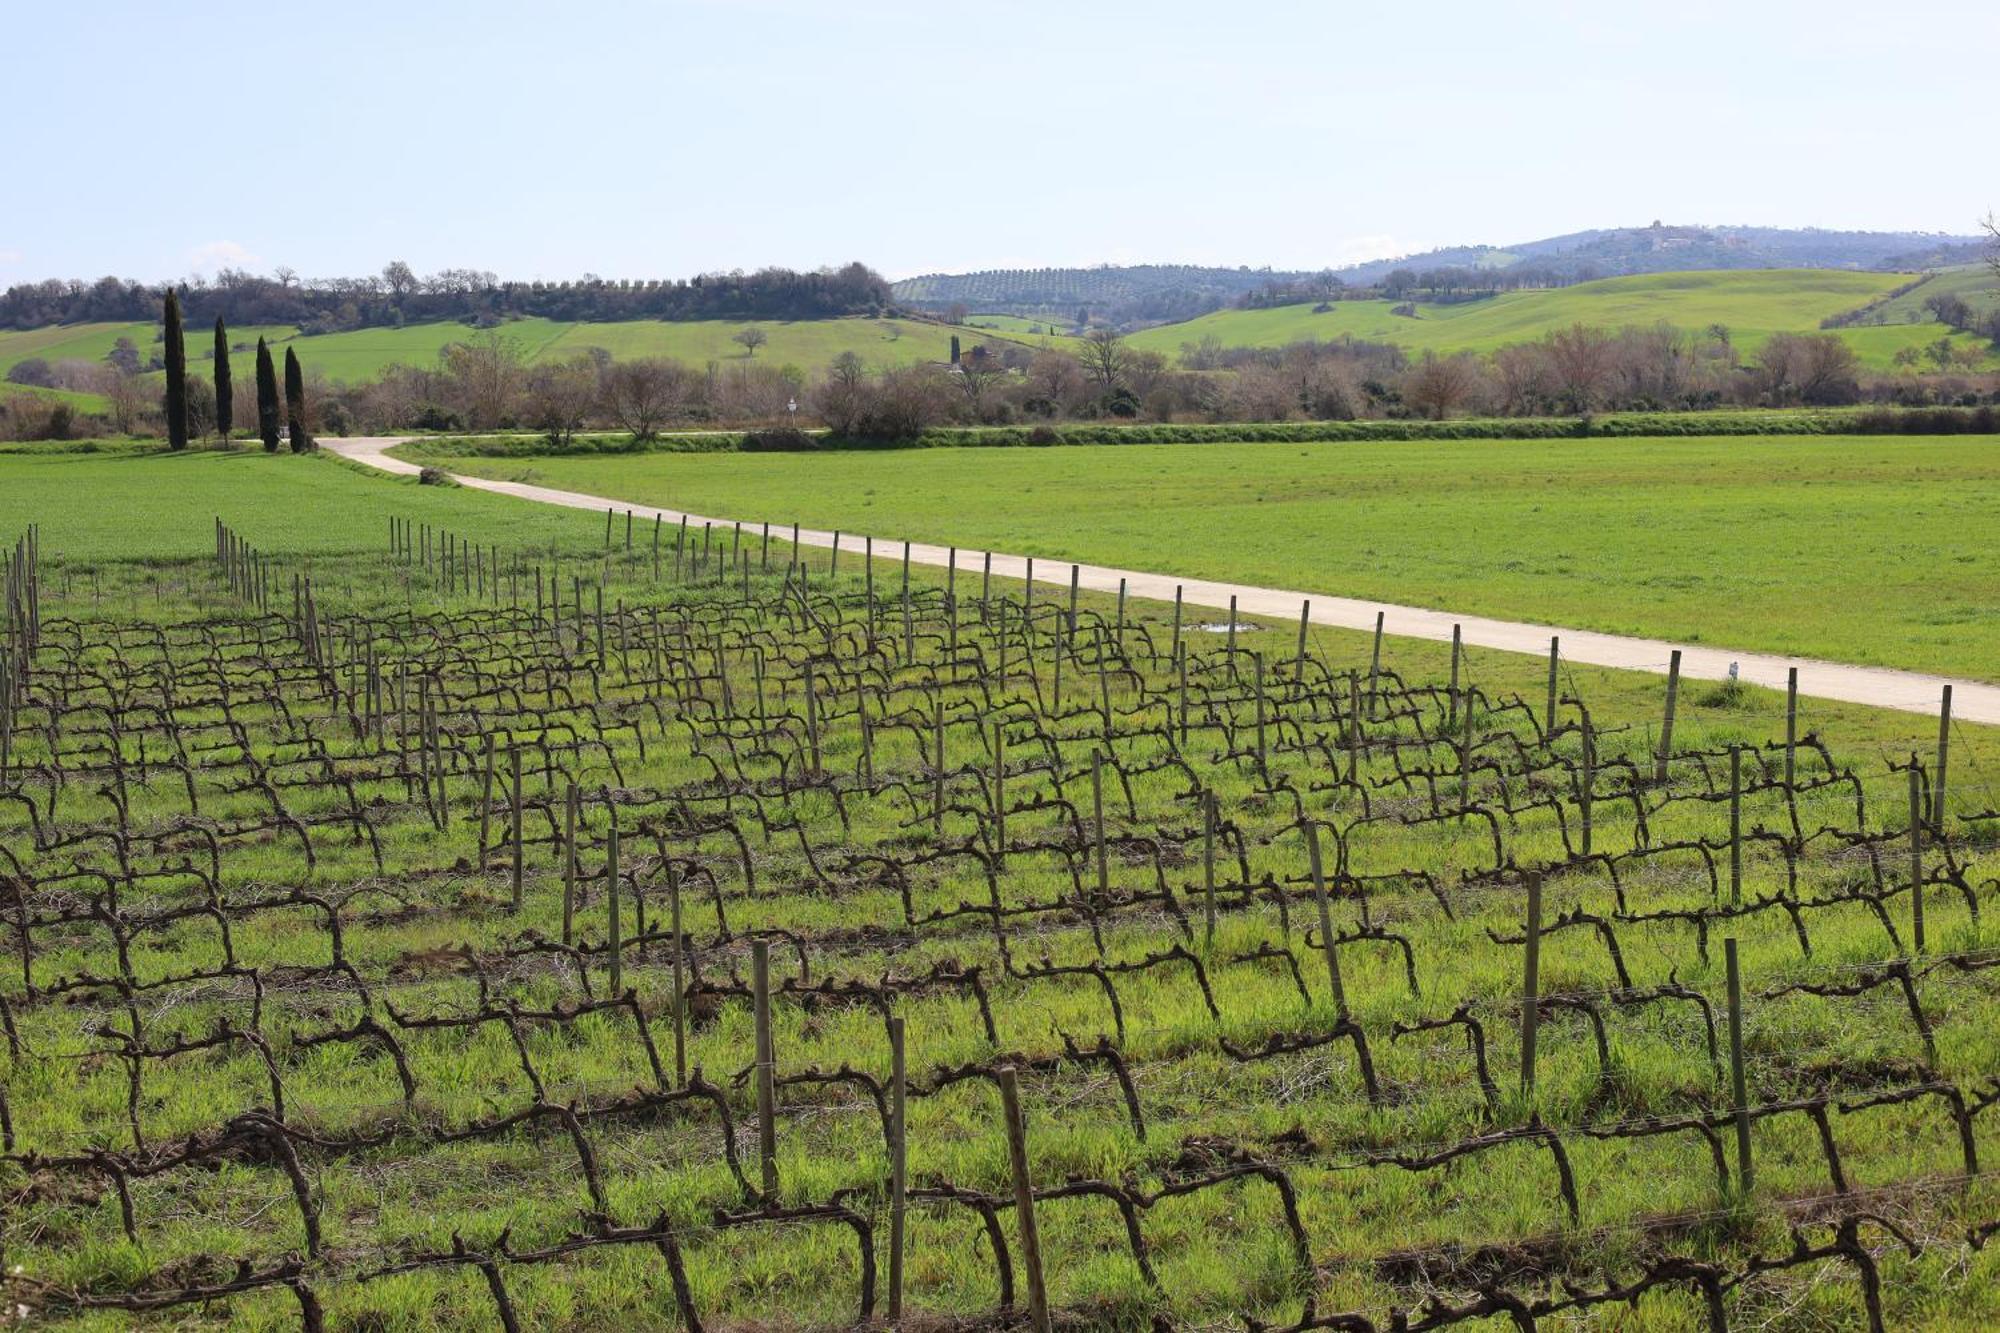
[212,317,233,439]
[284,347,313,453]
[255,338,281,451]
[163,289,188,450]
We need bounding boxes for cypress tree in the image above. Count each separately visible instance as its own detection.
[212,317,233,439]
[163,289,188,450]
[284,347,313,452]
[255,338,281,451]
[950,334,961,364]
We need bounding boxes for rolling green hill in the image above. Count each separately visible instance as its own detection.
[0,314,1031,388]
[1125,269,1998,370]
[1869,264,2000,325]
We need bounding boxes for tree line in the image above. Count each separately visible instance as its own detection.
[271,322,1999,443]
[0,262,892,333]
[6,293,1995,446]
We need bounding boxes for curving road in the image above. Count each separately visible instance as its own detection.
[326,436,1997,726]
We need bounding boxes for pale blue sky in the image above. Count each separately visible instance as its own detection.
[5,0,1993,285]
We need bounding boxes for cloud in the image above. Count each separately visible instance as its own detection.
[187,240,261,274]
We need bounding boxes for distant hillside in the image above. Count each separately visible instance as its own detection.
[891,264,1328,323]
[894,225,1986,323]
[1121,269,1999,373]
[0,313,1024,407]
[1336,224,1982,284]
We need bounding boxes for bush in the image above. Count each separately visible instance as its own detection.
[5,357,54,388]
[740,427,819,452]
[418,467,456,486]
[1026,425,1061,446]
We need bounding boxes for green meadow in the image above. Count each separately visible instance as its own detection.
[0,313,1026,389]
[1124,269,1999,370]
[404,432,2000,681]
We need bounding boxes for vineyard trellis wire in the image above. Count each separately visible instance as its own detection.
[1,514,1997,1330]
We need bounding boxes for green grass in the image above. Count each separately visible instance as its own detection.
[4,444,1999,1328]
[0,314,1031,389]
[0,442,622,561]
[1126,269,1999,371]
[962,312,1065,335]
[1871,265,2000,325]
[402,432,2000,682]
[0,320,294,377]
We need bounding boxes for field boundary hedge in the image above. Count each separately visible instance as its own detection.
[398,405,2000,458]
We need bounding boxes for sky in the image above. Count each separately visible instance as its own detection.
[4,0,1994,286]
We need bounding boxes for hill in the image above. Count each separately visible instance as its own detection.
[892,225,1987,323]
[891,263,1326,324]
[1122,269,1999,371]
[1332,223,1981,285]
[0,313,1024,390]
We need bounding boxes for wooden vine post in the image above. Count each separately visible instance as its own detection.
[669,860,687,1085]
[1934,684,1952,825]
[1654,649,1682,785]
[1520,871,1543,1097]
[997,1067,1052,1333]
[606,819,622,995]
[1784,666,1799,786]
[1544,635,1560,736]
[753,938,781,1199]
[1303,820,1348,1019]
[1909,762,1926,955]
[1202,788,1218,949]
[887,1015,909,1323]
[1729,745,1742,906]
[509,746,524,911]
[1091,750,1109,897]
[1725,937,1753,1194]
[561,782,578,946]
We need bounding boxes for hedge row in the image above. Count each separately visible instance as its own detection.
[408,406,1999,458]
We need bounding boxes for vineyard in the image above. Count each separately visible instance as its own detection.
[2,509,1998,1330]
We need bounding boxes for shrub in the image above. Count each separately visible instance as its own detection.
[1026,425,1061,446]
[418,467,455,486]
[38,403,75,441]
[740,427,818,452]
[5,357,54,388]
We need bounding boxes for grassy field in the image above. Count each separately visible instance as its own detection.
[963,312,1066,334]
[0,314,1033,389]
[3,440,1998,1328]
[1126,269,1999,371]
[0,442,629,561]
[1872,264,2000,325]
[404,432,2000,682]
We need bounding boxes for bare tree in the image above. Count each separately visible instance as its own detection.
[1025,350,1086,416]
[525,357,599,446]
[1984,211,2000,284]
[439,333,526,430]
[1179,333,1226,371]
[603,357,694,440]
[382,260,419,299]
[1400,351,1480,420]
[1756,332,1860,405]
[1076,328,1128,390]
[101,365,148,435]
[954,348,1003,417]
[1543,323,1615,413]
[732,327,769,358]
